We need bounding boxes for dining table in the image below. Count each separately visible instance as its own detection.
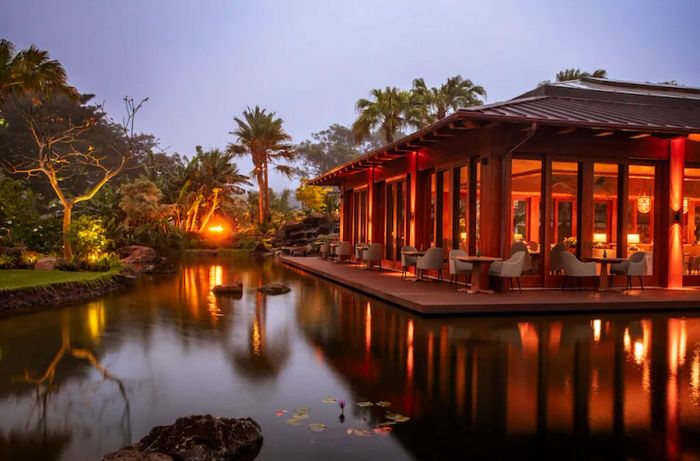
[455,256,502,294]
[582,256,625,291]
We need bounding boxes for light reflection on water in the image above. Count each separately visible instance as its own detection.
[1,254,700,460]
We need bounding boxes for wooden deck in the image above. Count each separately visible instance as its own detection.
[281,256,700,315]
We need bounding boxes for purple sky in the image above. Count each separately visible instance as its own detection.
[3,0,700,189]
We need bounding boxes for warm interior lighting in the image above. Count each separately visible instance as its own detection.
[627,233,641,244]
[689,133,700,142]
[637,194,652,214]
[460,232,467,241]
[593,233,608,244]
[684,196,689,214]
[594,131,615,137]
[513,233,524,242]
[630,133,651,139]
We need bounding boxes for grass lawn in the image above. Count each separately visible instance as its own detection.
[0,269,116,291]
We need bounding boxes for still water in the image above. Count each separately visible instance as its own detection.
[1,254,700,460]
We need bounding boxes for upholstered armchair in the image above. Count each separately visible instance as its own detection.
[611,252,647,290]
[363,243,383,270]
[511,241,532,273]
[489,251,526,292]
[336,241,353,262]
[549,243,566,274]
[448,249,473,289]
[354,242,367,266]
[416,247,444,281]
[401,246,418,279]
[560,252,597,290]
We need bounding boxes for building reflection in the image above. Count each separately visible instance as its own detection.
[296,295,700,460]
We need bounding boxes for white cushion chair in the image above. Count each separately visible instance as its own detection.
[320,242,330,259]
[560,252,597,290]
[549,243,566,275]
[335,241,353,263]
[511,241,532,273]
[401,246,418,279]
[611,252,647,290]
[448,249,473,289]
[363,243,383,270]
[416,247,444,282]
[489,251,526,292]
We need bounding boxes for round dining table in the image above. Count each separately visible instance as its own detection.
[582,257,625,291]
[455,256,502,294]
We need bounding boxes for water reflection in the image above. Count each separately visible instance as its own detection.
[1,254,700,460]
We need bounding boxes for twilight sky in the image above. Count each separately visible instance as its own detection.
[2,0,700,189]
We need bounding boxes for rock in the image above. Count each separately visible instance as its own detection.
[103,415,263,461]
[258,283,290,295]
[103,447,173,461]
[142,257,177,275]
[120,246,159,264]
[250,243,268,255]
[34,256,60,271]
[213,282,243,295]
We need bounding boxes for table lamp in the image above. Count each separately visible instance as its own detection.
[513,233,524,242]
[627,233,640,251]
[593,233,607,247]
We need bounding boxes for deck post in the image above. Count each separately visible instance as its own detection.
[667,138,686,288]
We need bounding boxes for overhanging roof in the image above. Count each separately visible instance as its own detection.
[308,79,700,186]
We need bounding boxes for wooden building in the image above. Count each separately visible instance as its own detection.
[308,78,700,288]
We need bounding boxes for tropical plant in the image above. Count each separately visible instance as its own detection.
[227,106,294,225]
[409,75,486,126]
[0,38,77,103]
[556,68,607,81]
[177,146,251,232]
[352,87,411,144]
[68,214,111,262]
[295,184,337,213]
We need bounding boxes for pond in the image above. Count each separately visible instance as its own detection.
[1,253,700,460]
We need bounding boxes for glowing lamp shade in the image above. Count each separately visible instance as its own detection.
[460,232,467,241]
[627,233,640,244]
[593,233,608,244]
[637,195,652,214]
[513,233,524,242]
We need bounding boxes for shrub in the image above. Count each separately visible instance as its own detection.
[0,253,16,269]
[18,250,40,268]
[69,215,111,262]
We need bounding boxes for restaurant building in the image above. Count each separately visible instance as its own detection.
[308,78,700,288]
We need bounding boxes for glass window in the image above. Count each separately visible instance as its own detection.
[551,162,578,245]
[458,166,468,249]
[684,168,700,245]
[627,165,655,275]
[511,159,542,274]
[429,172,436,246]
[593,163,618,256]
[440,169,452,249]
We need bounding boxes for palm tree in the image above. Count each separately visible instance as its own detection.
[556,68,607,82]
[352,87,411,144]
[0,39,77,102]
[227,106,294,225]
[178,146,251,232]
[410,75,486,126]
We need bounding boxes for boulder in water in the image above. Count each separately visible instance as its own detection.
[213,282,243,295]
[104,415,263,461]
[257,283,290,295]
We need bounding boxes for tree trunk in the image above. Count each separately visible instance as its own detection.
[257,171,265,225]
[263,163,270,224]
[198,188,221,232]
[62,202,73,261]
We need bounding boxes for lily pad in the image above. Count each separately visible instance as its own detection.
[308,423,327,432]
[375,401,391,407]
[321,397,337,404]
[385,412,410,423]
[348,428,372,436]
[356,401,374,407]
[378,421,397,426]
[285,418,303,425]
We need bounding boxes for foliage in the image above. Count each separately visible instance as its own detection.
[555,68,607,81]
[352,87,411,144]
[228,106,294,224]
[176,146,250,232]
[294,124,383,178]
[119,176,164,223]
[352,75,486,143]
[68,215,111,262]
[409,75,486,126]
[295,184,337,213]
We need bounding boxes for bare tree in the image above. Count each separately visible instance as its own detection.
[5,96,148,260]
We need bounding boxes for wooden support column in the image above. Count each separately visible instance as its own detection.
[341,187,352,241]
[372,180,385,245]
[451,166,461,249]
[578,161,594,259]
[668,138,686,287]
[468,157,478,255]
[435,170,444,246]
[409,152,418,247]
[542,158,553,279]
[479,136,505,259]
[617,164,629,258]
[367,167,374,242]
